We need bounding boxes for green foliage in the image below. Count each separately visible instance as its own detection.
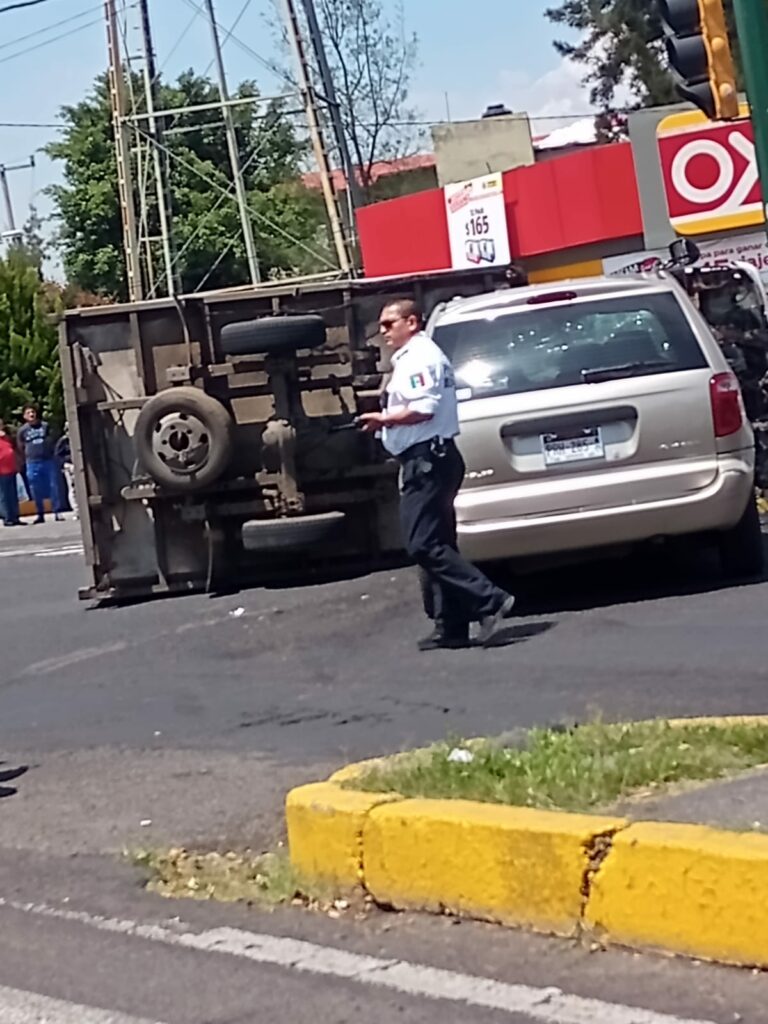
[45,70,332,299]
[349,719,768,812]
[545,0,742,110]
[0,249,62,429]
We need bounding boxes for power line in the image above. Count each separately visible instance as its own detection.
[202,0,252,78]
[0,13,107,65]
[0,1,102,53]
[0,111,608,130]
[0,121,63,128]
[178,0,294,88]
[0,112,612,136]
[0,0,56,13]
[151,9,199,85]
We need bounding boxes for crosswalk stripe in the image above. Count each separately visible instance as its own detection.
[0,545,83,559]
[0,984,166,1024]
[0,899,718,1024]
[34,546,84,558]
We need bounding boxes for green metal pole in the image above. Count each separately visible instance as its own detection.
[732,0,768,239]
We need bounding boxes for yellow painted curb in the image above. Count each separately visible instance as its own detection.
[364,799,625,935]
[286,717,768,967]
[586,822,768,967]
[285,782,401,888]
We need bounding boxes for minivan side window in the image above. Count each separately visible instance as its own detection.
[432,292,707,400]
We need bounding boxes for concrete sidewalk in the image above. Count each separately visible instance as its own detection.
[616,767,768,832]
[0,514,82,552]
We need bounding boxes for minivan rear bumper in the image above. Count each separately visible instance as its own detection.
[456,452,756,563]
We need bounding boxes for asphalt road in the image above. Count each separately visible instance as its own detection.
[0,525,767,1022]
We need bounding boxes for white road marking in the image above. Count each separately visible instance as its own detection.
[0,983,165,1023]
[35,545,84,558]
[0,899,718,1024]
[21,642,129,677]
[0,545,83,559]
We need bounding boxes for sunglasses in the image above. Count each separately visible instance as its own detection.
[379,316,405,330]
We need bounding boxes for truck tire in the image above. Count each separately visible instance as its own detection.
[220,315,326,357]
[241,511,346,551]
[719,492,764,580]
[135,387,234,492]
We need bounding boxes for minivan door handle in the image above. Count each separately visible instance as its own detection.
[500,405,637,439]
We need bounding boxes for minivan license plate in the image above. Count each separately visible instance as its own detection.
[541,427,604,466]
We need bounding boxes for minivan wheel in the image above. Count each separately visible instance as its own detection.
[718,492,764,580]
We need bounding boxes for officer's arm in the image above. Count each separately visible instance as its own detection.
[383,405,433,426]
[360,359,442,430]
[359,406,432,431]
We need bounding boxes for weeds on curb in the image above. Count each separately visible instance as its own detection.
[131,847,343,910]
[347,720,768,812]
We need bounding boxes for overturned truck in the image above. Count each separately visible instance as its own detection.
[62,268,511,601]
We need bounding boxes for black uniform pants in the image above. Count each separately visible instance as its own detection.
[398,439,506,636]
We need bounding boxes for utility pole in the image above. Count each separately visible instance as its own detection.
[0,156,33,243]
[105,0,144,301]
[138,0,180,296]
[203,0,261,285]
[281,0,352,274]
[299,0,362,237]
[0,167,13,235]
[731,0,768,242]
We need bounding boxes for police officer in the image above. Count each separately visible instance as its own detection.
[360,298,515,650]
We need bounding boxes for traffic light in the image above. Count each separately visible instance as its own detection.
[658,0,740,120]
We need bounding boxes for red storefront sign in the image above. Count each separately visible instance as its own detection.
[356,143,643,277]
[657,109,764,236]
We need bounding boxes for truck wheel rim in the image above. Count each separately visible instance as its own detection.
[152,411,210,476]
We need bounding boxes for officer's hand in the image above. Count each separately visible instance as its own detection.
[358,412,385,433]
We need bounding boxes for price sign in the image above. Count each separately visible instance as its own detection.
[444,172,511,270]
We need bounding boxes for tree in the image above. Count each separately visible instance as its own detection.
[45,71,332,300]
[545,0,742,111]
[20,206,47,272]
[0,249,62,428]
[274,0,420,197]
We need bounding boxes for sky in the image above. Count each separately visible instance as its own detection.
[0,0,592,243]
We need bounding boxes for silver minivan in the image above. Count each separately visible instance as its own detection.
[428,274,763,577]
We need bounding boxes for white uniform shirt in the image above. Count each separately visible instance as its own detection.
[381,331,460,457]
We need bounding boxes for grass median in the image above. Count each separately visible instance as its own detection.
[345,719,768,813]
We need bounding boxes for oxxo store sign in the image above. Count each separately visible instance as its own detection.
[657,107,765,236]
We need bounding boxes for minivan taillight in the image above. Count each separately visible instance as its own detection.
[709,372,743,437]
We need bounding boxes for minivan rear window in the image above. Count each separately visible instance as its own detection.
[432,292,708,401]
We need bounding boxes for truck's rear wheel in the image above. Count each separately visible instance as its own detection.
[135,387,234,492]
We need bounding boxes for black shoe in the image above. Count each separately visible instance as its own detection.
[32,517,44,524]
[417,629,472,652]
[477,595,516,645]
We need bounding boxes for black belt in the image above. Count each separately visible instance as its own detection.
[397,437,456,462]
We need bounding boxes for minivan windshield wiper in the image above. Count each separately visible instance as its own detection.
[581,360,672,383]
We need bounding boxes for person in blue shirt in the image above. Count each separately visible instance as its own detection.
[16,405,65,524]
